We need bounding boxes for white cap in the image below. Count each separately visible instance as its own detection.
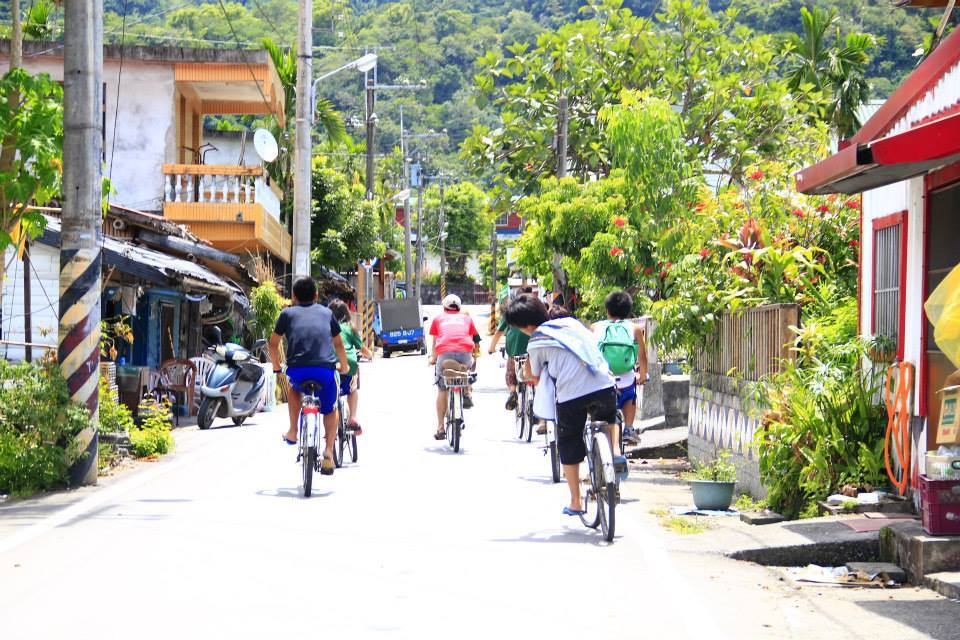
[442,294,462,310]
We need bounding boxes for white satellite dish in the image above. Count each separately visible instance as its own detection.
[253,128,279,163]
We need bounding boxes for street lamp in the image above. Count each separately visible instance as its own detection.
[310,53,378,122]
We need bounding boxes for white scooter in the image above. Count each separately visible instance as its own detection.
[197,327,267,430]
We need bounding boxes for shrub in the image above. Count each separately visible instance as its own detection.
[0,361,90,496]
[685,451,737,483]
[98,379,134,434]
[249,282,288,341]
[130,398,174,458]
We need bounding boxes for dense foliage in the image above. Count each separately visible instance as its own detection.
[310,159,385,271]
[0,362,90,496]
[421,181,491,278]
[131,398,174,458]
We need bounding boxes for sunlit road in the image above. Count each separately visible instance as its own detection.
[0,306,723,639]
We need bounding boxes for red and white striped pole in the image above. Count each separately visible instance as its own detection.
[59,0,104,485]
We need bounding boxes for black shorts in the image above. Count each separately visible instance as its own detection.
[555,387,616,465]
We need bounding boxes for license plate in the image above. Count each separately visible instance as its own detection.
[398,339,408,344]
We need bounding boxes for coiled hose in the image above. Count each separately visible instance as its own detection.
[884,362,915,496]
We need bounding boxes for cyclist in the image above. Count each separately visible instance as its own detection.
[592,291,649,447]
[328,298,372,434]
[269,277,350,476]
[506,295,622,516]
[428,294,481,440]
[487,287,534,411]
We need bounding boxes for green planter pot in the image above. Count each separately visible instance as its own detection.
[690,480,735,511]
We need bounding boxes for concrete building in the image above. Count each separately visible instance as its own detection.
[0,41,291,267]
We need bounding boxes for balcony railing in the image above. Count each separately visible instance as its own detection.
[162,164,281,220]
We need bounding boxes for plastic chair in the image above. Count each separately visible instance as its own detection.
[189,356,215,413]
[158,359,197,425]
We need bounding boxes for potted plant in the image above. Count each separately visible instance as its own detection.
[687,451,737,510]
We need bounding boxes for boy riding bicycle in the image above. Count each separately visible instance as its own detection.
[592,291,649,446]
[268,277,350,476]
[506,296,624,516]
[428,294,481,440]
[328,298,372,434]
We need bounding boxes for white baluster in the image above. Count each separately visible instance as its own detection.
[186,175,194,203]
[222,175,230,202]
[199,174,208,203]
[253,177,261,204]
[174,174,183,202]
[164,174,172,202]
[233,176,240,204]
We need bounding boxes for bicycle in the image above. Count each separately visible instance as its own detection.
[578,420,617,542]
[543,420,561,483]
[441,367,476,453]
[296,381,327,498]
[333,380,358,468]
[514,354,534,442]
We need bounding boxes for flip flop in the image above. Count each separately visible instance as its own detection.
[282,435,297,446]
[563,506,586,516]
[320,456,335,476]
[433,429,446,440]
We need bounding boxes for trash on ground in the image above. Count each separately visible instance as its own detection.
[784,564,899,588]
[826,491,883,505]
[671,505,739,517]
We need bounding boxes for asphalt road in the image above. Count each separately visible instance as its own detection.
[2,306,953,639]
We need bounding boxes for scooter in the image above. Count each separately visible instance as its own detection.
[197,327,267,430]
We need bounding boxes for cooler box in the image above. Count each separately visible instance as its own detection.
[918,475,960,536]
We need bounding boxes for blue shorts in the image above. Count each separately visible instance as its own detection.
[616,383,637,410]
[286,366,337,414]
[339,373,353,397]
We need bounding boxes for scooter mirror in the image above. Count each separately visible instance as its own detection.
[211,326,223,345]
[253,338,267,352]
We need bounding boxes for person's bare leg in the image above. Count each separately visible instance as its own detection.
[436,389,449,433]
[607,424,621,458]
[322,411,337,459]
[285,388,302,442]
[564,463,582,511]
[622,399,636,431]
[347,389,359,423]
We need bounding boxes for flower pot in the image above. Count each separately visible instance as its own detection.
[690,480,735,511]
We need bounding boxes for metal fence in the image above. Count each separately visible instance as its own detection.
[692,304,800,382]
[420,284,491,305]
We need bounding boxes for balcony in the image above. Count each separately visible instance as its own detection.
[162,164,290,263]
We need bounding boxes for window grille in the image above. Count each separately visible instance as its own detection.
[873,222,902,347]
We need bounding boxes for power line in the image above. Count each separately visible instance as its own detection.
[108,0,129,184]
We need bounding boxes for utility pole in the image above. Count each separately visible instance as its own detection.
[489,224,498,327]
[438,174,446,299]
[292,0,313,278]
[365,76,377,200]
[415,163,424,304]
[60,0,104,486]
[400,106,413,297]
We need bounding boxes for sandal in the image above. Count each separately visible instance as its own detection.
[346,420,363,435]
[320,455,335,476]
[433,429,446,440]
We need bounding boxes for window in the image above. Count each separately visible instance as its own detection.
[872,212,907,358]
[495,211,510,226]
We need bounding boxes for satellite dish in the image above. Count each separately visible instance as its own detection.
[253,128,279,163]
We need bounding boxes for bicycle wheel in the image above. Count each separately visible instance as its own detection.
[592,433,616,542]
[617,411,626,456]
[349,433,358,463]
[301,414,315,498]
[524,392,534,443]
[549,439,561,484]
[516,384,527,440]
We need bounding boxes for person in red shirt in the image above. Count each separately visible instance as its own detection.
[428,294,480,439]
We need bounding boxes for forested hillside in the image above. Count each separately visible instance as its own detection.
[6,0,952,170]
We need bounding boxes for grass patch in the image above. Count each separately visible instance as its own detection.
[649,507,669,517]
[661,516,709,535]
[733,494,768,512]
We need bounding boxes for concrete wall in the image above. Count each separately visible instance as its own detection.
[1,243,60,362]
[203,131,263,167]
[688,371,765,498]
[423,252,482,280]
[15,57,177,213]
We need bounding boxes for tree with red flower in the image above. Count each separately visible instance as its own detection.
[613,217,626,227]
[609,247,624,257]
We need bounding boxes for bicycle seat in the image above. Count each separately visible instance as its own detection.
[299,381,323,395]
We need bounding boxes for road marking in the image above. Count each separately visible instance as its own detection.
[0,439,218,555]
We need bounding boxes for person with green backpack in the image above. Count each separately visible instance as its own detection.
[592,291,649,446]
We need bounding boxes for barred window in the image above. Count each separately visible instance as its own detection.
[872,213,906,354]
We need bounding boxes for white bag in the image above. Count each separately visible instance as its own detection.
[533,365,557,422]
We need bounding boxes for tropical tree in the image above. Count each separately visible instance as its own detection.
[422,181,491,279]
[310,159,384,272]
[783,6,878,140]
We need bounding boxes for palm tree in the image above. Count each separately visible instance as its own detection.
[261,38,348,223]
[784,7,877,140]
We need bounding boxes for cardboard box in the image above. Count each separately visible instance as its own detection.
[936,370,960,445]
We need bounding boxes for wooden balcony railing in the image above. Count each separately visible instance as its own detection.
[162,164,281,219]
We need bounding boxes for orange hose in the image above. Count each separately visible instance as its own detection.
[884,362,914,496]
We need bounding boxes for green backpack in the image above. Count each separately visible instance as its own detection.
[598,321,637,375]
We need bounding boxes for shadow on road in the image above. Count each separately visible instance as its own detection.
[255,487,333,500]
[491,529,616,546]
